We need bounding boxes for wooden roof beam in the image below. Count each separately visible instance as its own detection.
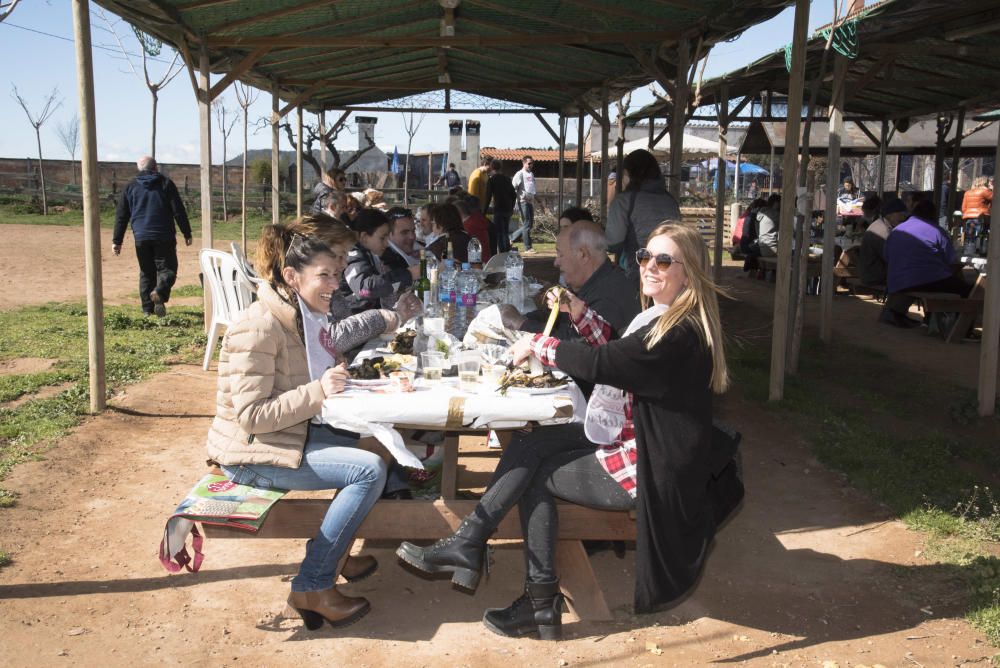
[843,55,894,104]
[463,0,579,31]
[203,0,338,34]
[251,0,431,43]
[206,45,270,101]
[207,30,680,49]
[176,0,236,8]
[280,77,599,91]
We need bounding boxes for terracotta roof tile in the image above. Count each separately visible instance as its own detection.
[481,147,595,163]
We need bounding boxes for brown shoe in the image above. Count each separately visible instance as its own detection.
[287,587,370,631]
[341,554,378,583]
[149,290,167,317]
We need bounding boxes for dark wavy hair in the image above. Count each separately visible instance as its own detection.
[622,149,662,192]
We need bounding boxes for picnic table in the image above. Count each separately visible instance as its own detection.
[203,305,636,621]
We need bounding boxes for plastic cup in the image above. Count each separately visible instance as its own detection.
[458,350,481,391]
[420,351,445,382]
[481,363,505,388]
[424,316,445,337]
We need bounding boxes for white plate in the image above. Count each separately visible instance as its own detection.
[346,377,391,387]
[504,384,570,396]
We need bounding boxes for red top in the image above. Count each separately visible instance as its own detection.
[962,186,993,219]
[462,212,493,263]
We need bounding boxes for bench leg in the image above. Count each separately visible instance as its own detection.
[440,434,460,500]
[946,312,976,344]
[556,539,614,622]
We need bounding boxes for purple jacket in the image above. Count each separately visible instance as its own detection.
[884,215,955,293]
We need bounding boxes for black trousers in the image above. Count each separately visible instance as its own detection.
[474,423,635,583]
[134,238,178,314]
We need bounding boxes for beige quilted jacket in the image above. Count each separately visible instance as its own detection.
[206,283,327,469]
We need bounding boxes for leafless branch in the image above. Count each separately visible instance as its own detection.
[0,0,22,23]
[11,85,61,129]
[56,115,80,159]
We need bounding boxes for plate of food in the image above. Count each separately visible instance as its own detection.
[497,368,569,395]
[348,356,401,381]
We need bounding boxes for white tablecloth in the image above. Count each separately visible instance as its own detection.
[321,379,585,468]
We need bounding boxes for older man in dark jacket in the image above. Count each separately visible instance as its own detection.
[113,156,193,317]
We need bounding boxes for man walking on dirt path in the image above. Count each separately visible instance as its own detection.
[112,156,193,317]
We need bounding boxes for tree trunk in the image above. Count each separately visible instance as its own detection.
[35,127,48,215]
[403,143,412,205]
[151,89,158,159]
[221,139,228,223]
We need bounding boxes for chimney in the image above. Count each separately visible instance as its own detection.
[448,119,463,170]
[356,116,377,150]
[465,120,481,167]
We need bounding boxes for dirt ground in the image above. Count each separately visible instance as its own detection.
[0,225,996,667]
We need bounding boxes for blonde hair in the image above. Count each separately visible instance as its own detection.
[972,176,989,189]
[641,223,729,393]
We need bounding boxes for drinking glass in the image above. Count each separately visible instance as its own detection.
[420,351,445,382]
[458,350,482,391]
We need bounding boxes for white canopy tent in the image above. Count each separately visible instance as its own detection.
[592,133,732,159]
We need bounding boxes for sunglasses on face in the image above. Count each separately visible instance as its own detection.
[636,248,682,270]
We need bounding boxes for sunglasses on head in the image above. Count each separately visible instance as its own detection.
[389,209,413,220]
[636,248,681,269]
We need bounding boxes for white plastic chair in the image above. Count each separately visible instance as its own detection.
[200,249,255,370]
[230,242,265,290]
[483,252,509,274]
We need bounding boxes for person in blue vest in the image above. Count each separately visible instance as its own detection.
[112,156,193,317]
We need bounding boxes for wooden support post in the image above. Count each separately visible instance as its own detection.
[198,47,213,250]
[271,82,280,224]
[713,85,729,278]
[768,145,776,195]
[72,0,106,413]
[556,540,613,621]
[947,107,966,224]
[893,154,902,195]
[319,110,327,171]
[296,105,303,218]
[769,0,811,402]
[978,122,1000,416]
[669,38,690,200]
[557,115,566,214]
[933,114,949,219]
[877,118,889,199]
[440,434,459,500]
[821,55,847,344]
[576,111,584,204]
[648,116,655,149]
[600,91,610,223]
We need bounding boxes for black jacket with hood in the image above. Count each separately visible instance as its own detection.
[113,170,192,245]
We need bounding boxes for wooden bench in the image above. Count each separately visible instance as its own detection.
[202,431,635,621]
[904,275,986,343]
[758,255,822,280]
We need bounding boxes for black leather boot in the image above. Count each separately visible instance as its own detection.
[395,514,492,592]
[482,579,564,640]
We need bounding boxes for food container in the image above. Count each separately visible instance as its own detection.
[389,370,415,392]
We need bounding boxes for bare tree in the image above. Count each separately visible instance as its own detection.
[0,0,21,23]
[56,115,81,186]
[401,109,426,203]
[234,82,260,249]
[98,10,184,158]
[12,85,61,215]
[214,98,239,222]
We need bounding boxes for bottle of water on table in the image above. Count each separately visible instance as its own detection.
[504,246,524,310]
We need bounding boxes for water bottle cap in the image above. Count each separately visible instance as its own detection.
[444,259,454,267]
[462,262,471,270]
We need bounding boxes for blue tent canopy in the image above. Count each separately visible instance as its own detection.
[693,159,769,175]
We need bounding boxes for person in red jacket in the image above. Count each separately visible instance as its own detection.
[961,176,993,255]
[451,195,493,263]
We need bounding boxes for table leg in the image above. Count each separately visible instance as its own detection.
[440,433,460,500]
[555,539,614,621]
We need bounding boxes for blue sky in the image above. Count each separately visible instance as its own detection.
[0,2,835,166]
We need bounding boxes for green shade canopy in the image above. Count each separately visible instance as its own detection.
[93,0,797,113]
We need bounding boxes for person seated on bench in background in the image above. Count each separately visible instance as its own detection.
[750,194,781,259]
[882,198,972,328]
[859,196,908,288]
[396,224,743,640]
[207,220,395,632]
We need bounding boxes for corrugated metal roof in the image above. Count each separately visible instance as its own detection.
[91,0,797,114]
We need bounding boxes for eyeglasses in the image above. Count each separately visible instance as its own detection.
[636,248,682,270]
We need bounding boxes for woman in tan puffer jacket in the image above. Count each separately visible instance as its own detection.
[207,219,388,631]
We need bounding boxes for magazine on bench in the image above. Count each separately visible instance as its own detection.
[159,474,288,573]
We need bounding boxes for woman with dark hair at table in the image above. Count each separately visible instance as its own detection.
[397,223,743,640]
[605,149,682,282]
[341,208,420,313]
[209,219,387,631]
[425,202,472,264]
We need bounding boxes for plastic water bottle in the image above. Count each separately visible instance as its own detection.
[504,246,523,282]
[467,237,483,267]
[424,252,439,312]
[438,259,457,304]
[458,262,478,308]
[504,247,524,309]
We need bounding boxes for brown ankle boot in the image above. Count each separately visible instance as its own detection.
[341,555,378,582]
[287,587,370,630]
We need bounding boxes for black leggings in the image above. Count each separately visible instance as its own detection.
[474,423,635,582]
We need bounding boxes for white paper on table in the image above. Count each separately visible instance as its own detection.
[320,403,425,470]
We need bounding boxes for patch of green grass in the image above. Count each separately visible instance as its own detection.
[0,489,17,508]
[0,551,12,568]
[0,302,205,482]
[171,284,204,297]
[728,332,1000,646]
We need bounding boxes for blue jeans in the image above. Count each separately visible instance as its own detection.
[223,424,387,592]
[511,201,534,250]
